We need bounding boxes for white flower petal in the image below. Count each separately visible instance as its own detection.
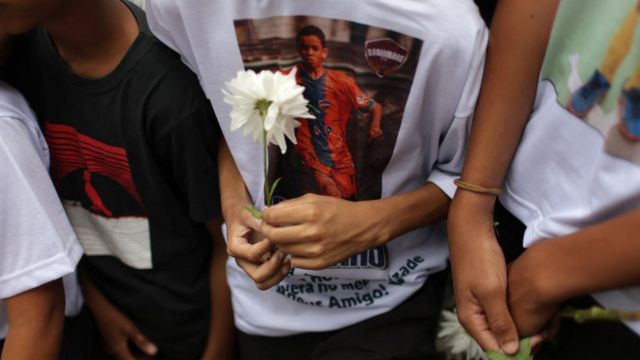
[282,119,299,144]
[223,69,314,153]
[437,310,488,360]
[273,131,287,153]
[286,66,298,82]
[264,103,279,131]
[276,85,305,104]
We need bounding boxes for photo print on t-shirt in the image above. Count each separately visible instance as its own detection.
[542,0,640,164]
[233,16,423,273]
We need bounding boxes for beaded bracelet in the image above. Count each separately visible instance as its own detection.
[454,179,501,196]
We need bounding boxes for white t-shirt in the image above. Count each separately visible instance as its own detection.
[499,0,640,334]
[147,0,487,335]
[0,81,83,339]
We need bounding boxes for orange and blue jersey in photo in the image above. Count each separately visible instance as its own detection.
[292,64,376,198]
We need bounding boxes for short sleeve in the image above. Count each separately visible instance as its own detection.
[145,0,200,74]
[0,116,82,299]
[427,25,488,198]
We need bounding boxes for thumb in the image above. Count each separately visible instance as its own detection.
[128,328,158,356]
[483,297,520,355]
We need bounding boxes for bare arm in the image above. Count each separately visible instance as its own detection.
[201,218,235,360]
[79,266,157,360]
[2,280,65,360]
[508,209,640,336]
[447,0,559,354]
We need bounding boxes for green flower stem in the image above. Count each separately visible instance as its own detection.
[245,204,263,219]
[262,129,270,206]
[558,306,640,323]
[251,99,277,218]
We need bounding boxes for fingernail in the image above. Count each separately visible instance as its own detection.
[147,343,158,355]
[503,341,518,354]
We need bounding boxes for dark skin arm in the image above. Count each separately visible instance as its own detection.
[79,266,157,360]
[260,183,449,270]
[447,0,558,354]
[219,137,290,290]
[508,209,640,336]
[2,280,65,360]
[201,218,235,360]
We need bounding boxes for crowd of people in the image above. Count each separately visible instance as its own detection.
[0,0,638,359]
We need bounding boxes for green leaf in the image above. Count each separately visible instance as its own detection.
[486,338,533,360]
[267,177,282,206]
[245,204,263,219]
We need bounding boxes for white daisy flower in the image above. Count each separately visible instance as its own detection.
[223,67,314,153]
[437,310,488,360]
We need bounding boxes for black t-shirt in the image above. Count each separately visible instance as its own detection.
[5,4,221,359]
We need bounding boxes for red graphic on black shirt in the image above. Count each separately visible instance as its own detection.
[44,123,143,217]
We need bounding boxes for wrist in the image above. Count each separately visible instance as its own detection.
[454,178,501,197]
[515,242,567,305]
[450,190,496,227]
[363,200,392,247]
[452,187,497,212]
[529,237,599,303]
[221,196,251,220]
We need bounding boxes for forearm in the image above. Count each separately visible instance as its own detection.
[445,3,559,349]
[459,0,558,195]
[369,182,449,245]
[203,219,235,360]
[218,137,252,217]
[2,279,65,360]
[78,263,158,357]
[78,264,105,313]
[521,209,640,303]
[78,264,118,322]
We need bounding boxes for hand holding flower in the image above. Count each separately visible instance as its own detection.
[222,68,311,287]
[259,182,449,271]
[259,193,387,270]
[218,138,290,290]
[225,200,290,290]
